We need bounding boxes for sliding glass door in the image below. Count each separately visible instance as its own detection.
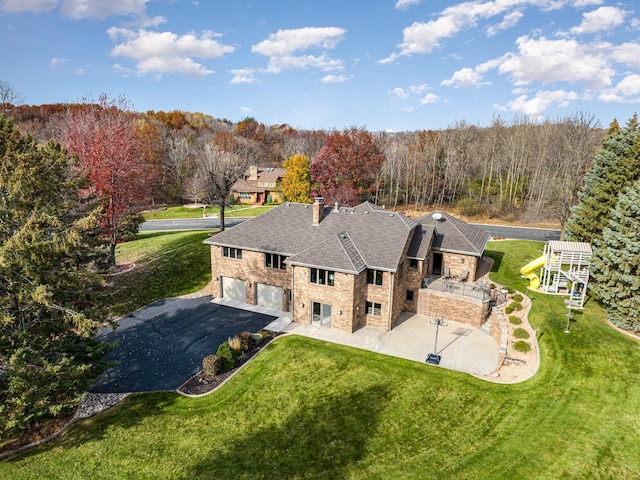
[311,301,332,327]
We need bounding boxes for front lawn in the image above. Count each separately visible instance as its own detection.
[107,230,213,317]
[141,204,277,220]
[2,240,639,478]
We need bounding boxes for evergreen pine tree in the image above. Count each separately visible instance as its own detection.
[590,179,640,331]
[0,115,110,440]
[565,115,640,244]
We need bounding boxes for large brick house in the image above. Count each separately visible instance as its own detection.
[204,197,491,333]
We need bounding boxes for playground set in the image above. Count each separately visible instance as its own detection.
[520,240,592,308]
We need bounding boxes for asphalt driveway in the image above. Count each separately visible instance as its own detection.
[90,296,276,393]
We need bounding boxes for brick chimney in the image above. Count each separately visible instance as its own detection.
[312,197,324,225]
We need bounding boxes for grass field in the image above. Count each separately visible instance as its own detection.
[1,240,639,479]
[142,204,276,220]
[107,230,213,317]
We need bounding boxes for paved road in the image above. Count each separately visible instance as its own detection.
[472,223,561,241]
[140,217,247,232]
[142,216,560,242]
[90,296,275,393]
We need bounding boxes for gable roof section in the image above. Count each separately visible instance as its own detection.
[407,224,435,260]
[287,232,366,273]
[417,212,490,257]
[205,201,418,272]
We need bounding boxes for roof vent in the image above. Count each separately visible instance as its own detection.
[286,203,290,207]
[364,211,369,214]
[389,213,394,217]
[432,212,443,221]
[305,205,309,208]
[340,233,347,239]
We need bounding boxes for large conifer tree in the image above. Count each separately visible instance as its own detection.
[0,116,110,440]
[590,180,640,331]
[565,115,640,244]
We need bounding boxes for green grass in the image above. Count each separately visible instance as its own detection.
[107,230,213,316]
[142,204,276,220]
[2,240,639,478]
[142,205,220,220]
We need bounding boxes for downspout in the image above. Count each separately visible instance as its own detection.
[387,272,394,331]
[291,265,295,321]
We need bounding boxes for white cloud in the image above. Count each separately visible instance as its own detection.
[229,69,260,84]
[487,10,524,37]
[49,56,67,69]
[380,0,624,63]
[252,27,346,74]
[61,0,148,19]
[108,28,234,77]
[570,6,626,34]
[0,0,150,18]
[0,0,56,13]
[572,0,604,7]
[504,89,579,116]
[609,42,640,68]
[409,84,429,94]
[321,74,347,83]
[598,74,640,102]
[389,87,409,99]
[441,67,487,88]
[419,93,439,105]
[497,35,614,89]
[395,0,422,9]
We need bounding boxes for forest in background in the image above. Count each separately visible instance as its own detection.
[5,101,606,234]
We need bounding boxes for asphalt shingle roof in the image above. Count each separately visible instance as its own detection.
[205,201,418,272]
[417,212,490,257]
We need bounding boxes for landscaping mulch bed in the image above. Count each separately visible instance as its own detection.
[1,414,75,457]
[179,331,284,396]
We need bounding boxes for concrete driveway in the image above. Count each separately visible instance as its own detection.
[90,296,276,393]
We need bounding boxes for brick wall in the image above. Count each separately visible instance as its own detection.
[436,252,481,281]
[210,246,291,309]
[416,288,490,328]
[292,266,358,333]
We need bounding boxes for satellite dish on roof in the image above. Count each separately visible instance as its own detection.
[432,212,443,221]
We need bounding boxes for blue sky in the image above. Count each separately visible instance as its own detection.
[2,0,639,131]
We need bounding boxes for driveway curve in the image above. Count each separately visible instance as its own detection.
[90,296,276,393]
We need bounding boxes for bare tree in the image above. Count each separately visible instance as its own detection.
[0,80,23,108]
[195,134,256,231]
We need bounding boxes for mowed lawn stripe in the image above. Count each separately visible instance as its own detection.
[1,241,639,479]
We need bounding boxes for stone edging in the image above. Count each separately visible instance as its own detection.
[0,392,131,461]
[176,333,287,398]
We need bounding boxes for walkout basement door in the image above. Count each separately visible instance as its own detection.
[256,283,283,310]
[221,277,246,303]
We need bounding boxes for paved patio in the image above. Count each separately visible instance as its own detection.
[213,298,499,376]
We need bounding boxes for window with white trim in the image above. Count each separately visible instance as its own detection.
[222,247,242,259]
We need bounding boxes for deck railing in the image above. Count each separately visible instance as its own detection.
[422,277,506,305]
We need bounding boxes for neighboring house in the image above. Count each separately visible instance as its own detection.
[230,166,286,205]
[204,198,492,333]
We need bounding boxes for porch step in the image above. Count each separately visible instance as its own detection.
[479,319,492,335]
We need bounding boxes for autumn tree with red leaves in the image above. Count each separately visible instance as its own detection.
[56,94,152,265]
[310,127,385,206]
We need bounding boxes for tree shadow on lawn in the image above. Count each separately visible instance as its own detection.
[179,384,391,480]
[484,250,504,273]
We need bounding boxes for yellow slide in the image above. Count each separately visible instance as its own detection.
[520,255,546,290]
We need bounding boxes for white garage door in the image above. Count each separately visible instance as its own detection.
[221,277,246,303]
[256,283,283,310]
